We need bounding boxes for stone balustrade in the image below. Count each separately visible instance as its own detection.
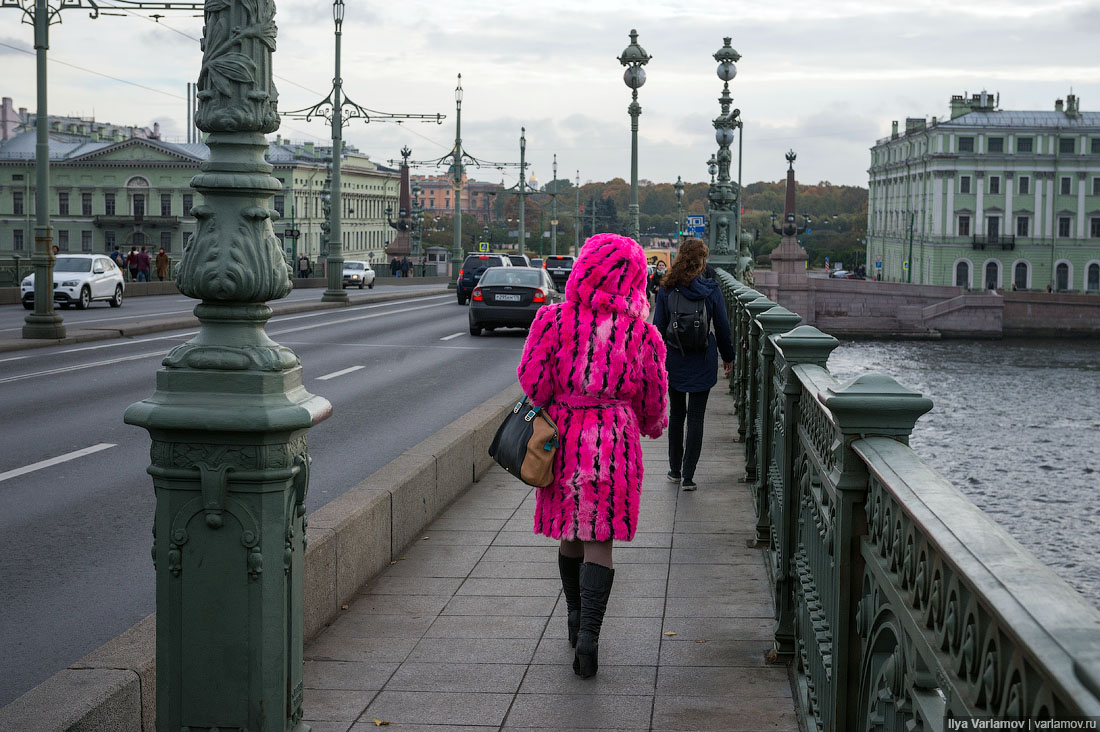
[715,268,1100,730]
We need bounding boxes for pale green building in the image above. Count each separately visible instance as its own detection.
[867,92,1100,292]
[0,120,399,280]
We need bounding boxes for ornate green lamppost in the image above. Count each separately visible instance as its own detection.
[284,0,441,302]
[124,1,330,730]
[550,154,559,255]
[674,175,684,240]
[705,37,742,275]
[411,181,423,258]
[618,29,651,242]
[500,128,534,253]
[574,170,581,255]
[3,0,203,339]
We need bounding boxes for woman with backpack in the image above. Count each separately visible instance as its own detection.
[653,237,734,491]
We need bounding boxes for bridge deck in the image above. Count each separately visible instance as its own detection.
[301,390,799,731]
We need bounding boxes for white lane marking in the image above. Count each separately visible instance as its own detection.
[269,302,449,336]
[440,332,464,341]
[0,354,29,364]
[268,294,451,325]
[0,350,164,385]
[57,331,198,354]
[0,443,116,484]
[316,365,364,381]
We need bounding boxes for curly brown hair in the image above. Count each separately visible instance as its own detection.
[661,238,709,289]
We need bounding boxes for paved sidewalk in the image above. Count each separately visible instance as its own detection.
[301,389,799,731]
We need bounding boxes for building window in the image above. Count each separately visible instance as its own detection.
[1056,262,1070,291]
[58,191,69,216]
[1059,217,1072,237]
[105,193,116,216]
[989,176,1000,194]
[1017,137,1033,153]
[1019,176,1030,195]
[57,230,69,251]
[988,137,1004,153]
[13,191,23,215]
[133,194,145,217]
[1093,138,1100,154]
[958,215,971,236]
[12,174,23,181]
[82,193,92,216]
[161,194,172,217]
[960,176,972,194]
[1093,178,1100,196]
[1014,262,1028,290]
[1092,218,1100,238]
[1060,177,1072,195]
[1088,263,1099,291]
[985,261,999,289]
[958,137,975,152]
[274,195,284,216]
[1015,216,1028,237]
[182,194,193,216]
[105,230,116,249]
[13,229,24,251]
[81,230,92,252]
[161,231,172,252]
[1059,137,1075,154]
[955,260,970,287]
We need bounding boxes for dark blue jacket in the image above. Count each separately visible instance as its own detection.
[653,276,735,392]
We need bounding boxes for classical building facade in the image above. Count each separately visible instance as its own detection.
[867,92,1100,292]
[410,172,502,223]
[0,117,399,268]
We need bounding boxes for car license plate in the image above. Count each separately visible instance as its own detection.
[496,294,521,302]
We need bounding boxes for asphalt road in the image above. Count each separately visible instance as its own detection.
[0,282,430,338]
[0,293,527,706]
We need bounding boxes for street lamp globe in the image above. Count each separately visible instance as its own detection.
[455,74,463,104]
[674,176,684,200]
[717,60,737,82]
[707,157,718,178]
[332,0,344,24]
[715,124,735,147]
[623,66,646,90]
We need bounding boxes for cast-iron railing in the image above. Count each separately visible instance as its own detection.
[716,268,1100,731]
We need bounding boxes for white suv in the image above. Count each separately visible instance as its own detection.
[21,254,125,310]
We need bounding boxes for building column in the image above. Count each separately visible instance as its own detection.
[975,171,985,235]
[1078,172,1087,238]
[946,172,956,236]
[1005,172,1014,237]
[1035,173,1045,237]
[931,173,943,237]
[1045,175,1055,238]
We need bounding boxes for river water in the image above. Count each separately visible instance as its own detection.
[826,339,1100,609]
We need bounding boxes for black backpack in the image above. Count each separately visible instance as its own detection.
[665,289,710,355]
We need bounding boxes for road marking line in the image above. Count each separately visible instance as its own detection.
[0,443,116,484]
[57,331,198,354]
[270,302,448,336]
[316,365,364,381]
[0,350,164,385]
[440,332,464,341]
[0,354,29,364]
[269,294,451,325]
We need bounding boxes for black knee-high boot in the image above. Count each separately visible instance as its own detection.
[557,553,582,647]
[573,562,615,678]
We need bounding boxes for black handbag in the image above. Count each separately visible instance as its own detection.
[488,396,559,487]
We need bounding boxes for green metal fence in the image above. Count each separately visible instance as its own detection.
[715,267,1100,730]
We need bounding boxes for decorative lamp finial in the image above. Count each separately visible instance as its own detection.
[786,149,797,170]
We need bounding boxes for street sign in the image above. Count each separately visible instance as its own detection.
[685,215,705,237]
[875,261,882,269]
[478,241,490,252]
[283,229,301,238]
[902,261,909,271]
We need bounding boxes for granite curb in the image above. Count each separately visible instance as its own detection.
[0,380,523,732]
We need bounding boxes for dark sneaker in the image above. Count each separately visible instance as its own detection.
[682,480,698,491]
[667,471,681,483]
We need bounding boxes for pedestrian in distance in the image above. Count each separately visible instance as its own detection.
[297,253,312,279]
[517,232,668,679]
[653,237,734,491]
[400,256,411,278]
[390,257,400,278]
[137,246,151,282]
[155,248,170,281]
[126,247,139,282]
[110,246,126,273]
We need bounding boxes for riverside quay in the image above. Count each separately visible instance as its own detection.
[0,2,1099,731]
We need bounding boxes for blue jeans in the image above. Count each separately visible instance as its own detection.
[668,387,710,482]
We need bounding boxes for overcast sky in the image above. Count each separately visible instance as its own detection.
[2,0,1098,188]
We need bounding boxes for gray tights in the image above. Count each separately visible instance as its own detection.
[559,538,613,569]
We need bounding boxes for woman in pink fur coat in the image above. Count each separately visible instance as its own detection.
[517,232,668,678]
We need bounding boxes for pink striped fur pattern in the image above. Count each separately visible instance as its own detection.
[517,233,668,542]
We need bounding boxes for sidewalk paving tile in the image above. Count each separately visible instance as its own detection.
[302,389,800,731]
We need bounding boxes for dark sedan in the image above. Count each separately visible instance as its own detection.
[468,267,563,336]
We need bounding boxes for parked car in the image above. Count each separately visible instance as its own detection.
[542,255,575,289]
[529,258,543,269]
[829,269,850,279]
[342,260,376,289]
[468,266,563,336]
[456,254,512,304]
[21,254,124,310]
[508,254,533,267]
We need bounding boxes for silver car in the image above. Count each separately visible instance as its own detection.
[342,260,376,289]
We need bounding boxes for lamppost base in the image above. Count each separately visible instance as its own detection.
[22,312,66,340]
[321,288,349,303]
